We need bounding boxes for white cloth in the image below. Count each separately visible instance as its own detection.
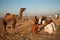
[55,14,58,18]
[38,17,46,25]
[38,17,41,25]
[44,22,56,34]
[42,20,46,25]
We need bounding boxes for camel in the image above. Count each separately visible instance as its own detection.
[19,8,26,19]
[3,13,16,34]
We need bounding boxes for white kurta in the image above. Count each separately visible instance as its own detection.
[44,22,56,34]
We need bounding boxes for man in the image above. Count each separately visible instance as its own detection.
[44,20,56,34]
[34,16,38,24]
[32,23,38,33]
[32,16,38,33]
[38,16,47,25]
[38,17,56,34]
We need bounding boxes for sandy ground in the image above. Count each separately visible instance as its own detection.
[0,17,60,40]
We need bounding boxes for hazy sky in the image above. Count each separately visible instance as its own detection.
[0,0,60,17]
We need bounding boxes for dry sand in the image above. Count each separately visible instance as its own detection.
[0,17,60,40]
